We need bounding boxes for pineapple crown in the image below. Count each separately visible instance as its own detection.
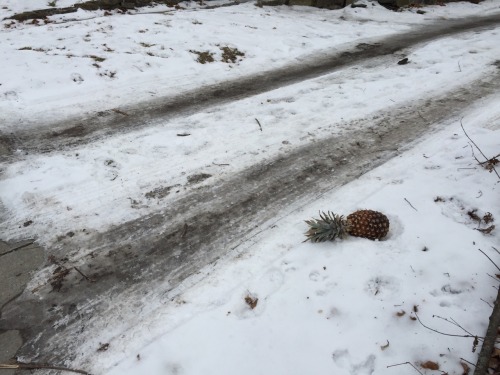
[304,211,348,243]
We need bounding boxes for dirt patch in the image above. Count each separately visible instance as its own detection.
[189,50,215,64]
[51,124,88,138]
[187,173,212,184]
[145,184,181,199]
[220,46,245,64]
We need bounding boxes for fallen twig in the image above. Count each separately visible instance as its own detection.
[73,267,95,282]
[414,312,483,340]
[404,198,418,211]
[432,315,477,338]
[387,361,424,375]
[461,119,500,180]
[255,118,262,132]
[478,248,500,272]
[480,298,493,308]
[0,362,91,375]
[111,108,129,116]
[212,162,230,166]
[460,357,476,368]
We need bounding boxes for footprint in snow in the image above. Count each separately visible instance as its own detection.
[332,349,376,375]
[71,72,84,84]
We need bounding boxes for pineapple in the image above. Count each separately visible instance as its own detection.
[304,209,389,242]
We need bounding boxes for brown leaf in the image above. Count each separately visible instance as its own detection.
[413,305,419,313]
[477,225,495,234]
[97,343,109,352]
[483,212,494,224]
[467,209,481,222]
[421,361,439,370]
[380,340,390,350]
[244,295,258,310]
[460,361,470,375]
[396,310,406,317]
[472,336,479,353]
[492,347,500,358]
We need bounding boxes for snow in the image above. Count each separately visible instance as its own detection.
[99,106,500,375]
[1,0,500,128]
[1,0,500,374]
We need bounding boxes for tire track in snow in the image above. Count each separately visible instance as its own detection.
[2,68,500,368]
[0,13,500,161]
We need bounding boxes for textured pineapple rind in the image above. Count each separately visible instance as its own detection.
[346,209,389,240]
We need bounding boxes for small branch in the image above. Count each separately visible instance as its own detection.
[432,315,476,338]
[460,358,476,368]
[480,298,493,308]
[478,153,500,165]
[404,198,418,211]
[487,273,499,283]
[457,61,462,72]
[111,108,129,116]
[461,119,500,180]
[414,313,481,339]
[492,246,499,255]
[461,119,488,160]
[387,361,424,375]
[212,162,230,166]
[478,248,500,272]
[0,362,91,375]
[255,118,263,132]
[73,267,95,282]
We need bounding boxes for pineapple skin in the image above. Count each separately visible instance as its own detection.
[346,209,389,240]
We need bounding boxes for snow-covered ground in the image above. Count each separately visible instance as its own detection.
[1,0,499,127]
[1,0,500,374]
[102,111,500,375]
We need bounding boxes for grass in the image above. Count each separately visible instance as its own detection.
[89,55,106,62]
[220,46,245,63]
[189,50,215,64]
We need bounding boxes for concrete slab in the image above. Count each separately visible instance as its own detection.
[0,330,22,375]
[0,240,45,370]
[0,240,45,308]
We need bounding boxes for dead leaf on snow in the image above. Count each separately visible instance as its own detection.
[97,343,109,352]
[244,295,258,310]
[483,212,494,224]
[396,310,406,317]
[421,361,439,370]
[477,225,495,234]
[472,335,479,353]
[460,361,470,375]
[380,340,390,350]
